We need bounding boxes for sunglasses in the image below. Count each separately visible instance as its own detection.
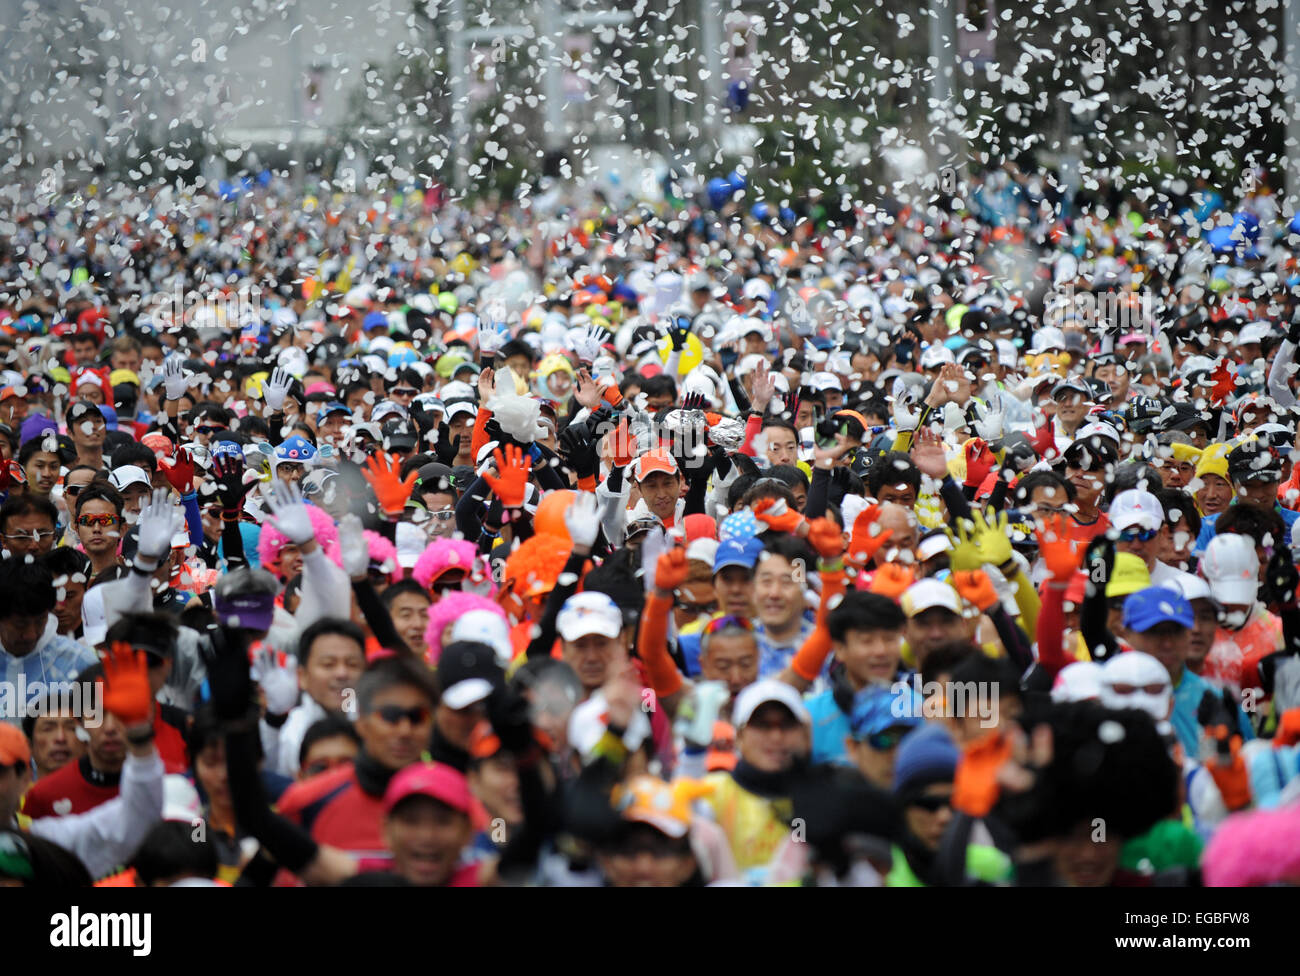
[374,704,431,726]
[429,509,456,522]
[909,793,953,813]
[676,600,719,616]
[704,614,753,635]
[64,484,88,497]
[76,513,119,528]
[390,387,419,397]
[1118,526,1159,542]
[195,425,227,436]
[862,727,911,750]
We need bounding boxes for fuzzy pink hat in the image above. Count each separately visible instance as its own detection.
[412,538,483,591]
[257,504,341,577]
[1202,804,1300,886]
[364,530,400,581]
[423,592,507,664]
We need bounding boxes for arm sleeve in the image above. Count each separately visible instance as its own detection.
[352,578,411,657]
[596,467,629,548]
[471,407,491,462]
[804,465,831,519]
[790,566,848,683]
[739,414,762,457]
[1268,340,1298,408]
[986,604,1033,673]
[1034,582,1073,679]
[225,721,320,875]
[182,491,204,548]
[27,750,165,880]
[1007,566,1041,640]
[636,591,685,698]
[294,546,352,631]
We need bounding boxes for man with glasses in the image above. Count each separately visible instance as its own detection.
[73,484,125,576]
[0,494,59,558]
[384,368,423,412]
[1109,488,1198,590]
[843,684,923,790]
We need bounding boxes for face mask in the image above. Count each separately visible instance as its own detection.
[1220,609,1250,630]
[1100,650,1171,721]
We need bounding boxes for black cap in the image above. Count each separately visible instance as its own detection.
[436,641,505,710]
[1227,440,1282,484]
[381,419,418,452]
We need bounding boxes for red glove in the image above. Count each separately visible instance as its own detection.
[102,641,154,728]
[752,497,805,535]
[847,505,894,566]
[1205,733,1251,811]
[963,438,997,489]
[363,452,420,518]
[806,517,845,560]
[868,563,914,600]
[1028,411,1056,459]
[610,419,634,468]
[161,447,196,495]
[654,547,689,592]
[951,570,999,612]
[482,445,533,508]
[1209,359,1238,405]
[1036,513,1081,582]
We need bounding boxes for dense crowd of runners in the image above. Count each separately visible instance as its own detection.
[3,169,1300,886]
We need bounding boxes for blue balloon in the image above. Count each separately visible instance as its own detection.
[727,170,747,193]
[706,177,731,210]
[1206,225,1236,254]
[1289,213,1300,236]
[778,206,795,224]
[751,202,770,221]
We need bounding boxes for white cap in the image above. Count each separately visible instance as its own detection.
[995,338,1018,366]
[809,371,841,393]
[920,344,956,370]
[686,537,720,566]
[732,679,812,728]
[1029,326,1067,353]
[1051,661,1104,703]
[109,465,151,493]
[900,578,962,617]
[1075,421,1121,446]
[734,353,766,377]
[557,591,624,642]
[1171,574,1214,603]
[742,279,773,302]
[1108,489,1164,533]
[1200,533,1260,606]
[449,610,512,668]
[916,532,954,562]
[395,521,426,569]
[568,690,652,763]
[1237,321,1271,345]
[163,775,203,822]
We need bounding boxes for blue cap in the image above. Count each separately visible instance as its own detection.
[713,536,765,574]
[1122,586,1193,633]
[274,435,317,464]
[316,400,352,421]
[97,404,118,431]
[363,311,389,332]
[848,685,923,741]
[892,725,959,795]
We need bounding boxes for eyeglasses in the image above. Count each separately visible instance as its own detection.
[76,513,120,528]
[676,599,719,616]
[908,793,953,813]
[704,614,753,635]
[374,704,431,726]
[3,529,56,542]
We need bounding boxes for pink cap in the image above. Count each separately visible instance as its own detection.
[304,380,337,397]
[383,762,473,816]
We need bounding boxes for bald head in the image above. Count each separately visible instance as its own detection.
[877,502,919,562]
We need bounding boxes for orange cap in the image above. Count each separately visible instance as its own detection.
[632,448,679,482]
[0,723,31,766]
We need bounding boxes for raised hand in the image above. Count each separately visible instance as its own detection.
[847,504,894,565]
[477,366,496,403]
[910,425,949,480]
[868,562,915,600]
[968,507,1014,568]
[263,366,292,412]
[136,487,187,565]
[212,452,256,514]
[564,490,602,550]
[573,368,603,411]
[477,321,504,357]
[102,641,154,729]
[572,324,606,365]
[558,423,598,480]
[665,313,692,352]
[654,545,690,593]
[951,569,999,611]
[337,513,370,580]
[363,451,419,519]
[163,355,188,401]
[266,480,316,544]
[752,496,805,535]
[806,517,845,561]
[1036,513,1081,582]
[434,424,462,465]
[482,445,532,508]
[749,359,777,414]
[250,643,300,716]
[813,430,853,471]
[160,446,196,495]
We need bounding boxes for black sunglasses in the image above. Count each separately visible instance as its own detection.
[909,793,953,813]
[375,704,430,726]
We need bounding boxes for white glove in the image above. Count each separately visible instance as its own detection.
[163,355,188,401]
[974,400,1005,442]
[891,394,919,432]
[572,325,606,365]
[477,321,503,356]
[673,680,731,749]
[135,488,186,565]
[251,645,300,716]
[263,366,292,412]
[564,491,602,549]
[266,481,315,545]
[337,513,369,580]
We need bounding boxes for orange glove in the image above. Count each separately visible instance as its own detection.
[951,569,999,612]
[363,452,420,518]
[1205,733,1251,811]
[953,729,1013,817]
[1275,708,1300,748]
[847,505,894,565]
[482,445,533,507]
[102,641,154,728]
[610,419,634,468]
[655,546,689,592]
[752,497,805,535]
[868,563,914,600]
[806,517,845,561]
[602,384,625,410]
[1035,513,1081,582]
